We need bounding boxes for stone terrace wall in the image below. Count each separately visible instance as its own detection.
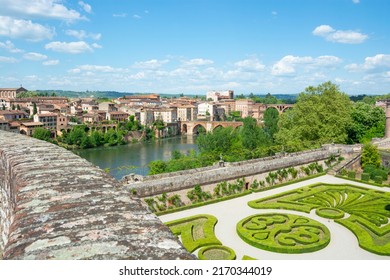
[127,144,360,197]
[0,131,194,260]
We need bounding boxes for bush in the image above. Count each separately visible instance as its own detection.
[340,169,348,176]
[364,164,388,181]
[374,176,383,185]
[348,171,356,179]
[361,173,370,182]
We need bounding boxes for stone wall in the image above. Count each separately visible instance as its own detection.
[0,131,194,260]
[126,144,360,197]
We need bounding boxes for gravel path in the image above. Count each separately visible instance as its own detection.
[158,175,390,260]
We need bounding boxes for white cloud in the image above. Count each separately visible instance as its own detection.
[352,0,360,4]
[0,0,85,21]
[133,14,142,19]
[78,1,92,14]
[75,65,125,73]
[92,43,102,49]
[66,30,101,41]
[182,58,214,67]
[0,40,23,53]
[45,41,93,54]
[272,55,342,76]
[0,16,54,41]
[113,13,127,18]
[0,56,18,63]
[133,59,170,69]
[313,24,368,44]
[234,58,265,72]
[346,54,390,72]
[23,52,48,61]
[43,59,59,66]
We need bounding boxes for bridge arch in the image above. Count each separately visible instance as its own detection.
[193,124,206,134]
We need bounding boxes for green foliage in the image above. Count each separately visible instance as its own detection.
[165,215,222,253]
[374,176,383,185]
[347,102,385,143]
[275,81,352,151]
[32,128,52,142]
[348,171,356,179]
[363,164,388,181]
[249,183,390,255]
[361,143,381,169]
[198,245,236,260]
[237,213,331,254]
[361,173,370,182]
[263,107,279,140]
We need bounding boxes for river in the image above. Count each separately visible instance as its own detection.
[74,136,198,180]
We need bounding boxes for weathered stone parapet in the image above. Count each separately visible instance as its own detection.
[0,131,194,260]
[127,144,362,197]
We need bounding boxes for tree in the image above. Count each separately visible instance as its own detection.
[33,102,38,115]
[11,104,15,110]
[361,143,381,169]
[347,102,385,143]
[275,81,352,151]
[17,104,21,110]
[263,107,279,140]
[32,128,52,141]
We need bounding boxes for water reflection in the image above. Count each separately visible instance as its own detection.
[74,136,198,180]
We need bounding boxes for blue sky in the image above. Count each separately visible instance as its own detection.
[0,0,389,95]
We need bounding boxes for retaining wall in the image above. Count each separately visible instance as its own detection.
[126,144,360,197]
[0,131,193,260]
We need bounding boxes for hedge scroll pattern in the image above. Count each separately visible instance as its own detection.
[237,213,330,254]
[165,214,236,260]
[248,183,390,255]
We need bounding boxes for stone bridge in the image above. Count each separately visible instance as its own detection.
[0,130,194,260]
[180,121,243,135]
[263,104,294,114]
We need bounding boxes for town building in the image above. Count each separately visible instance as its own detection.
[106,111,129,122]
[153,107,178,124]
[0,87,27,98]
[0,110,29,121]
[197,102,217,120]
[99,102,117,113]
[19,122,44,136]
[177,105,197,121]
[33,113,58,131]
[206,90,234,102]
[235,99,255,118]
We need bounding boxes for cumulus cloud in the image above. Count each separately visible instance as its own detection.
[0,0,85,21]
[352,0,360,4]
[23,52,48,61]
[0,56,18,63]
[346,54,390,72]
[313,24,368,44]
[234,58,266,72]
[43,59,59,66]
[78,1,92,14]
[0,16,54,41]
[65,30,101,41]
[0,40,23,53]
[272,55,342,76]
[45,41,93,54]
[133,59,170,69]
[72,65,125,73]
[182,58,214,67]
[113,13,127,18]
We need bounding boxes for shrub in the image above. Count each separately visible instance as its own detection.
[348,171,356,179]
[361,173,370,182]
[340,168,348,176]
[374,176,383,185]
[364,164,388,181]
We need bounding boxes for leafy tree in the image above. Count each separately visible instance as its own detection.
[347,102,385,143]
[263,107,279,139]
[32,128,52,141]
[275,81,352,151]
[241,117,270,150]
[361,143,381,169]
[17,104,21,110]
[11,104,15,110]
[33,102,37,115]
[149,160,167,175]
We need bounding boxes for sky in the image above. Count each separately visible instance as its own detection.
[0,0,389,95]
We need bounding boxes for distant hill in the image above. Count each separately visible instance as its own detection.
[36,90,135,99]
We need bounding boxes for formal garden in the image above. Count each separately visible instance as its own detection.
[161,178,390,260]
